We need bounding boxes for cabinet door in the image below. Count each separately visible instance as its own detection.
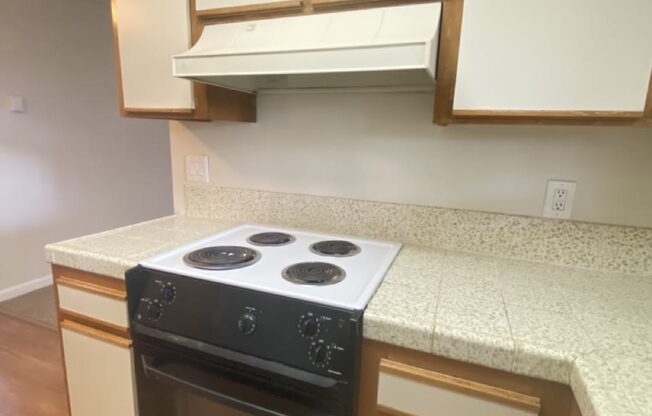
[196,0,304,18]
[377,359,540,416]
[453,0,652,113]
[112,0,195,114]
[61,321,136,416]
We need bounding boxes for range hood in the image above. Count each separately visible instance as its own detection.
[173,3,442,93]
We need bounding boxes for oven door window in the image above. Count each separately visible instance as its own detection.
[134,339,349,416]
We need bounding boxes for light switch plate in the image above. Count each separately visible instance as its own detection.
[543,180,576,219]
[8,96,25,112]
[185,155,210,183]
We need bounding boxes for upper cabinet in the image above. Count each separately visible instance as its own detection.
[111,0,256,121]
[434,0,652,126]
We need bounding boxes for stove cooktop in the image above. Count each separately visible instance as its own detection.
[139,224,402,311]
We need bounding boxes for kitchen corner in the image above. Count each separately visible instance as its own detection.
[45,185,652,416]
[4,0,651,415]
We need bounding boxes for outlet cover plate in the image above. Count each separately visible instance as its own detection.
[543,180,576,219]
[185,155,209,183]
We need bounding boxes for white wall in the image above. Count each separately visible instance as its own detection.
[170,91,652,228]
[0,0,173,292]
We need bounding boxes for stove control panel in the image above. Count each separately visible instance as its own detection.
[127,267,363,382]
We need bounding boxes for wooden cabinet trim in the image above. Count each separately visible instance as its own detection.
[197,0,303,19]
[61,320,132,349]
[53,265,126,300]
[380,358,541,413]
[450,109,651,127]
[59,309,130,340]
[376,404,414,416]
[432,0,463,126]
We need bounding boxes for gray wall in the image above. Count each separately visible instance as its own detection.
[0,0,174,293]
[171,92,652,228]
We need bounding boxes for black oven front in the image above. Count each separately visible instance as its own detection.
[127,266,363,416]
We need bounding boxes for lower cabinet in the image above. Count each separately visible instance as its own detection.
[377,359,539,416]
[359,341,581,416]
[61,321,136,416]
[53,265,136,416]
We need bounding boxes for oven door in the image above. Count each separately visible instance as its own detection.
[133,330,354,416]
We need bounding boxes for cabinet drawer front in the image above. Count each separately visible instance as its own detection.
[62,324,136,416]
[378,360,540,416]
[58,284,129,329]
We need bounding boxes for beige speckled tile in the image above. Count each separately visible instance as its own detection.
[435,210,498,255]
[400,204,447,247]
[501,281,574,314]
[605,351,652,415]
[432,325,515,372]
[575,311,652,358]
[364,281,438,353]
[443,252,499,279]
[436,296,510,339]
[571,351,643,416]
[184,184,652,276]
[507,305,595,383]
[381,246,445,287]
[542,220,607,270]
[595,226,652,275]
[492,215,547,263]
[439,273,502,301]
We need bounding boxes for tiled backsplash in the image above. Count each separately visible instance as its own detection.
[185,184,652,276]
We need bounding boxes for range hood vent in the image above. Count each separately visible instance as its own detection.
[173,3,442,93]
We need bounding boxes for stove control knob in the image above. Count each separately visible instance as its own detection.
[298,316,320,338]
[309,342,331,367]
[146,302,162,321]
[238,313,257,335]
[160,284,176,304]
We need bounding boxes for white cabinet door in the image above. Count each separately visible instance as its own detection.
[453,0,652,112]
[377,360,540,416]
[113,0,194,110]
[196,0,301,12]
[62,323,136,416]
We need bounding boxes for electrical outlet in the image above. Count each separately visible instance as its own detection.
[543,180,576,219]
[185,155,209,183]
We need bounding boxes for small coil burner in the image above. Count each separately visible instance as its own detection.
[247,232,296,247]
[282,262,346,285]
[310,240,361,257]
[183,246,261,270]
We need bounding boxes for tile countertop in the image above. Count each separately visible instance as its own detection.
[45,215,652,416]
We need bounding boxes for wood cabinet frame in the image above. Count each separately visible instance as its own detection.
[359,340,580,416]
[110,0,256,122]
[432,0,652,127]
[52,265,134,416]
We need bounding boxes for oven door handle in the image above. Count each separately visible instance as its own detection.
[141,355,334,416]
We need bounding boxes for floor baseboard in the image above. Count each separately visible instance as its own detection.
[0,275,53,303]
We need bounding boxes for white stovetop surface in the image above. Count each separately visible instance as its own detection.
[140,224,402,311]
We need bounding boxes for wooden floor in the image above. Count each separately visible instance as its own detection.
[0,312,69,416]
